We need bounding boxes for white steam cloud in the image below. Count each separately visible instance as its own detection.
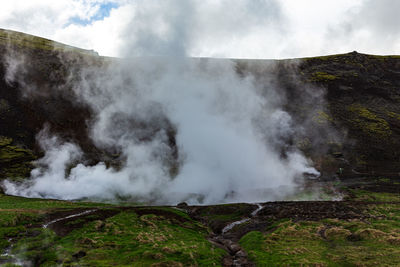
[3,57,318,204]
[2,1,320,204]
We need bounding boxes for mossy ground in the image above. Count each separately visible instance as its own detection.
[346,189,400,202]
[0,194,109,252]
[0,136,36,182]
[1,186,400,266]
[347,104,392,138]
[240,201,400,266]
[21,211,224,266]
[0,28,97,56]
[0,195,225,266]
[310,71,338,82]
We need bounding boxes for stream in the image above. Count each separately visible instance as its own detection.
[0,209,97,266]
[222,203,263,234]
[0,237,30,266]
[212,203,264,266]
[42,209,97,228]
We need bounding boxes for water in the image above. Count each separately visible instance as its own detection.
[222,203,264,234]
[0,209,97,266]
[251,203,263,216]
[43,209,96,228]
[0,238,31,266]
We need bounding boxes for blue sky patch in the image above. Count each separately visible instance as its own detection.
[68,2,119,26]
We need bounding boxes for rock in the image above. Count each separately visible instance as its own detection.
[176,202,188,209]
[222,239,234,248]
[72,250,86,260]
[229,243,241,254]
[222,256,233,266]
[235,250,247,258]
[233,257,249,266]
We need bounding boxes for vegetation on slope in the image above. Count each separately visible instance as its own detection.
[240,204,400,267]
[0,194,225,266]
[0,136,36,182]
[0,28,98,56]
[0,181,399,266]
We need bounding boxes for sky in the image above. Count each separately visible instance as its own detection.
[0,0,399,59]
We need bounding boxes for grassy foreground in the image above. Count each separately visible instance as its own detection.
[240,202,400,266]
[0,186,399,266]
[0,195,225,266]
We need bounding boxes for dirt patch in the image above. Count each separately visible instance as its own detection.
[257,201,367,221]
[44,208,120,236]
[133,207,189,223]
[42,206,191,237]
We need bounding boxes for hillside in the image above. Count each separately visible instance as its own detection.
[1,29,400,182]
[0,29,399,266]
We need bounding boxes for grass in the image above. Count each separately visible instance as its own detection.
[0,28,98,56]
[0,195,225,266]
[240,205,400,266]
[0,194,109,210]
[11,210,225,266]
[1,187,399,266]
[0,194,110,252]
[346,189,400,202]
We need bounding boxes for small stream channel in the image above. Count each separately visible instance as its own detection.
[42,209,97,229]
[0,237,30,266]
[0,209,97,266]
[212,203,264,266]
[222,203,263,234]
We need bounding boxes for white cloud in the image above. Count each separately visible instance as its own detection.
[0,0,399,58]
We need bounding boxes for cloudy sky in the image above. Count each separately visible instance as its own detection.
[0,0,399,58]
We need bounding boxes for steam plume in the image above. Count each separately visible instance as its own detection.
[2,2,320,204]
[3,56,319,204]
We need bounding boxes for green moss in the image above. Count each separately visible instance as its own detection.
[310,71,338,82]
[0,136,12,147]
[346,189,400,202]
[240,209,400,266]
[347,104,392,138]
[0,194,110,210]
[0,195,110,253]
[312,110,334,124]
[13,211,225,266]
[0,195,224,265]
[0,29,98,56]
[0,136,37,181]
[387,111,400,120]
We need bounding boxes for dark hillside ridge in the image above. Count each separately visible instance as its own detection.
[1,29,400,182]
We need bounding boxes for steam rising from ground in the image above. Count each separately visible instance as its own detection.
[3,56,319,204]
